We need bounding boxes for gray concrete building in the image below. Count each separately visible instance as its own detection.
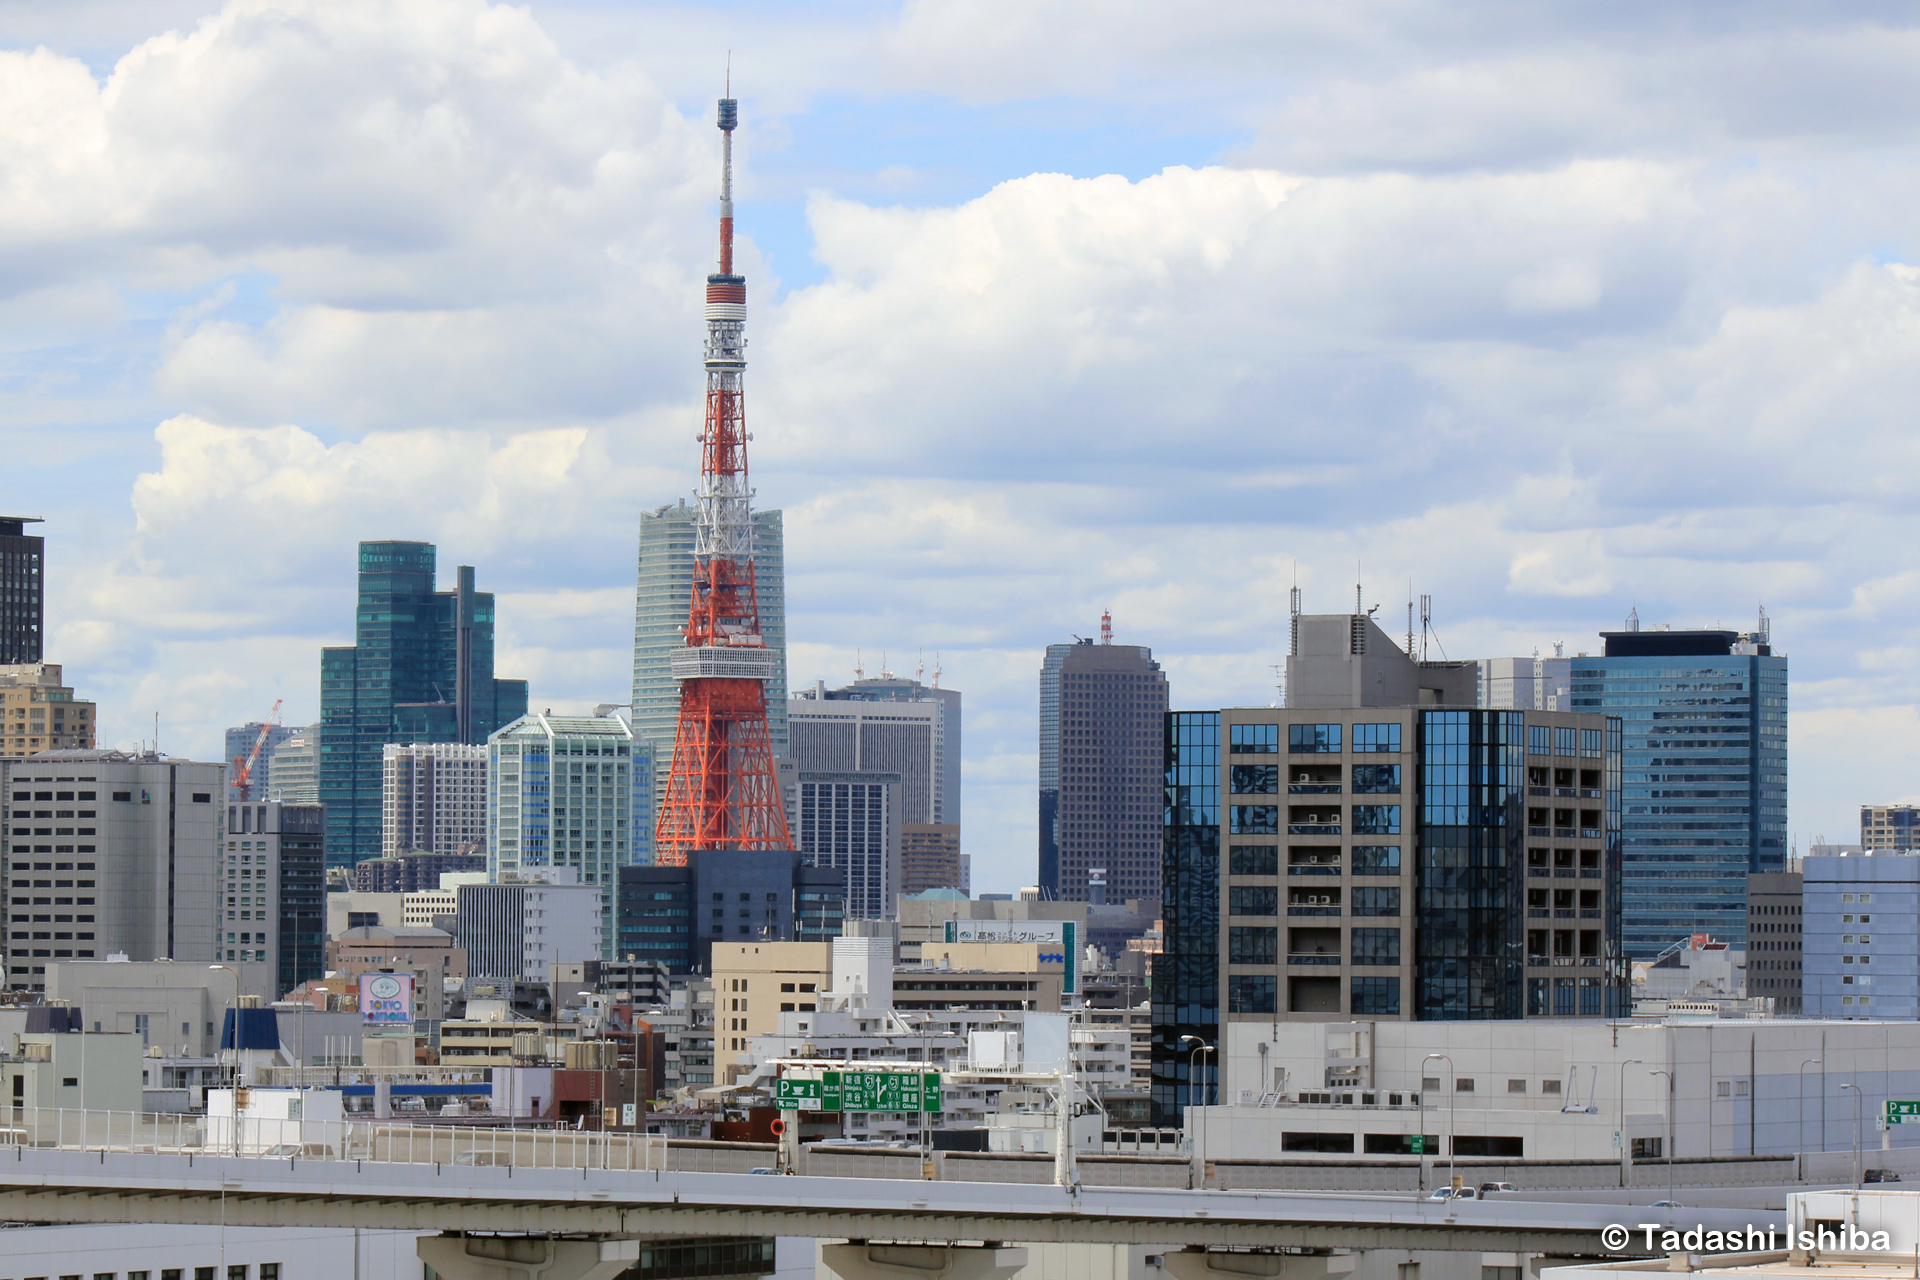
[382,741,487,857]
[43,957,275,1056]
[1038,634,1169,904]
[790,676,960,829]
[222,800,327,998]
[2,751,224,993]
[785,769,901,919]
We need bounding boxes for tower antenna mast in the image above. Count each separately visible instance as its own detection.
[654,85,792,864]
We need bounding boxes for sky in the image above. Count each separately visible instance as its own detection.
[3,0,1920,893]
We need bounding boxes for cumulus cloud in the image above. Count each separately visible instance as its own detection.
[7,0,1920,886]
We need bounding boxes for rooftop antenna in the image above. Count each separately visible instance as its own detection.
[1626,606,1640,632]
[1757,604,1770,643]
[916,649,925,683]
[880,651,893,680]
[1355,561,1362,616]
[855,649,865,680]
[1288,564,1302,657]
[1406,580,1415,657]
[1270,663,1284,709]
[1100,610,1112,645]
[931,651,942,689]
[1419,594,1433,663]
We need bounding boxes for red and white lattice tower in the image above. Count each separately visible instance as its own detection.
[654,92,793,865]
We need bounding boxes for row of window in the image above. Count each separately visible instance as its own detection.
[1230,846,1402,876]
[1230,805,1401,835]
[1229,885,1401,916]
[22,1266,281,1279]
[1229,925,1401,966]
[1232,724,1404,755]
[1277,1131,1526,1156]
[1229,764,1401,794]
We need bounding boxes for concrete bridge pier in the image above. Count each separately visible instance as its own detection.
[818,1242,1030,1280]
[418,1233,640,1280]
[1162,1247,1357,1280]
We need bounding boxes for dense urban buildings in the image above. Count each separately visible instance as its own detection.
[0,515,43,665]
[1569,614,1786,956]
[0,664,96,758]
[1802,851,1913,1019]
[351,850,487,894]
[1748,868,1803,1013]
[222,721,297,801]
[1861,804,1920,851]
[629,501,788,858]
[2,750,222,993]
[382,741,488,856]
[1479,651,1572,711]
[485,711,636,957]
[788,769,899,919]
[1152,612,1626,1124]
[318,542,528,869]
[221,800,326,995]
[1038,630,1169,903]
[615,850,845,973]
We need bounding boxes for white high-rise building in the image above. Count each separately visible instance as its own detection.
[486,712,636,959]
[1479,652,1573,710]
[2,751,223,993]
[381,742,488,857]
[454,868,602,984]
[265,732,318,804]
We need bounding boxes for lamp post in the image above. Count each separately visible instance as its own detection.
[1179,1035,1214,1174]
[1648,1068,1675,1208]
[1841,1083,1864,1193]
[210,964,240,1155]
[1420,1053,1454,1195]
[577,990,604,1129]
[1799,1058,1822,1182]
[1617,1058,1643,1189]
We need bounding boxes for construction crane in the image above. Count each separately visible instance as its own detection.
[230,699,283,801]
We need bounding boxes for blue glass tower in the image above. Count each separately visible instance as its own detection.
[1570,621,1786,956]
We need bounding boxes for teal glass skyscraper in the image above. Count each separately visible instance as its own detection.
[320,542,528,869]
[1570,616,1785,957]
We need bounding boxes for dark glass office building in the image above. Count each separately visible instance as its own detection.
[1150,711,1218,1126]
[616,851,845,974]
[1570,622,1785,956]
[319,542,527,869]
[0,516,44,665]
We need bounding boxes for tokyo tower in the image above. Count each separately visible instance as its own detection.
[653,91,793,865]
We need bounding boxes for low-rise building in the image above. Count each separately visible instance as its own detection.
[1748,868,1803,1013]
[324,926,465,1025]
[326,891,407,937]
[1804,850,1918,1019]
[44,956,274,1057]
[454,868,603,985]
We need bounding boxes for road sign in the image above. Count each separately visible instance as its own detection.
[1889,1100,1920,1125]
[1409,1134,1425,1154]
[775,1071,942,1113]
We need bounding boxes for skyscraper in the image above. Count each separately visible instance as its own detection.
[630,502,787,860]
[0,516,44,665]
[789,676,959,828]
[1569,614,1785,956]
[318,542,527,869]
[1038,632,1169,903]
[381,742,488,856]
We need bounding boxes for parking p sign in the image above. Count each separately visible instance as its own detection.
[1887,1100,1920,1125]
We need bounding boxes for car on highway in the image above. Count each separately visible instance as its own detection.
[1478,1182,1518,1196]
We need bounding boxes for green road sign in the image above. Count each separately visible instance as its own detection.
[1887,1100,1920,1124]
[1410,1134,1425,1154]
[775,1071,942,1113]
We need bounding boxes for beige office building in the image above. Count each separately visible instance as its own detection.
[0,665,96,758]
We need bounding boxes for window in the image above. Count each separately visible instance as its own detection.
[1229,886,1278,916]
[1230,764,1279,794]
[1366,1133,1438,1154]
[1229,926,1277,965]
[1507,1079,1527,1094]
[1230,805,1279,835]
[191,792,211,803]
[1230,723,1279,754]
[1541,1080,1560,1095]
[1230,846,1279,876]
[1454,1135,1523,1157]
[1352,805,1401,835]
[1351,928,1399,966]
[1631,1136,1663,1160]
[1352,723,1401,754]
[1351,976,1399,1015]
[1351,846,1400,876]
[1228,974,1276,1013]
[1580,728,1603,758]
[1486,1268,1523,1280]
[1554,727,1576,756]
[1352,764,1400,794]
[1528,724,1550,754]
[1351,886,1400,917]
[1281,1131,1354,1153]
[1289,724,1341,753]
[1455,1078,1475,1092]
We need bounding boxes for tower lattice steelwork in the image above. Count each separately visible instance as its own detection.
[654,93,793,865]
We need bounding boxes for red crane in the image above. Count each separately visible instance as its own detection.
[653,91,792,865]
[230,698,284,801]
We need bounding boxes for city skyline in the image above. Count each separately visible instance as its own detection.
[3,2,1918,894]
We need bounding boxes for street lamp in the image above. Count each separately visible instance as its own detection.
[1179,1035,1214,1172]
[1617,1058,1643,1189]
[1419,1053,1454,1195]
[1841,1083,1864,1193]
[1799,1058,1822,1181]
[1648,1068,1675,1209]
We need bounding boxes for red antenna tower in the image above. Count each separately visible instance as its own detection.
[1100,610,1112,645]
[653,88,793,866]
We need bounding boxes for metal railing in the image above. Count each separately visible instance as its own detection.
[0,1107,671,1172]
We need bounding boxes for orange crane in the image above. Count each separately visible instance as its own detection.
[230,699,284,801]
